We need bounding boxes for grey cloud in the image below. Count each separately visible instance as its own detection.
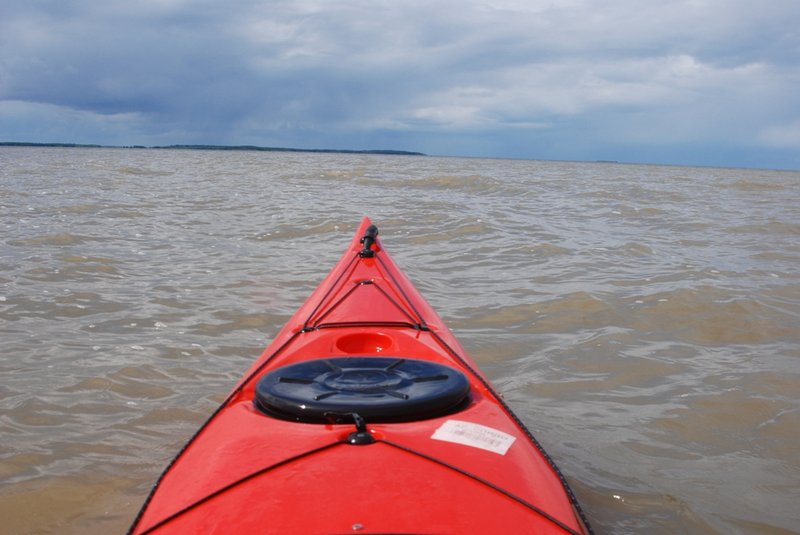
[1,0,799,168]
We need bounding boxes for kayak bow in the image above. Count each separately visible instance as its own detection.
[129,217,591,534]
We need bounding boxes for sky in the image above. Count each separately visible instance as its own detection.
[1,0,799,170]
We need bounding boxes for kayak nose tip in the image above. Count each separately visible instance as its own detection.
[359,224,379,257]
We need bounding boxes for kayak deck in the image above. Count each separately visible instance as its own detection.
[129,218,591,534]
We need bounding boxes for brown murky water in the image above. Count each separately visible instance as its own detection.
[1,147,798,534]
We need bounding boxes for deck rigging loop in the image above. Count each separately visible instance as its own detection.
[341,412,376,445]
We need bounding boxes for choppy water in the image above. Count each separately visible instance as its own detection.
[1,147,798,534]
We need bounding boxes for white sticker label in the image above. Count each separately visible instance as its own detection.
[431,419,516,455]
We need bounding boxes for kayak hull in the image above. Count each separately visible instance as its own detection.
[130,218,591,535]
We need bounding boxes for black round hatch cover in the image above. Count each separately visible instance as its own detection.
[254,357,470,423]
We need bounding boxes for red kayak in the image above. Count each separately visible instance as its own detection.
[129,218,592,534]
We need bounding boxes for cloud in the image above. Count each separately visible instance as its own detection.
[1,0,799,167]
[759,120,800,149]
[0,99,147,144]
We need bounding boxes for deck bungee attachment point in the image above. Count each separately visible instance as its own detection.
[129,217,592,535]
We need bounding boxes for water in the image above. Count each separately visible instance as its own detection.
[1,147,798,534]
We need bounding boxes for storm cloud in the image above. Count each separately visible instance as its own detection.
[2,0,799,168]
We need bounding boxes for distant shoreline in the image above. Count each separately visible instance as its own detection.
[0,142,426,156]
